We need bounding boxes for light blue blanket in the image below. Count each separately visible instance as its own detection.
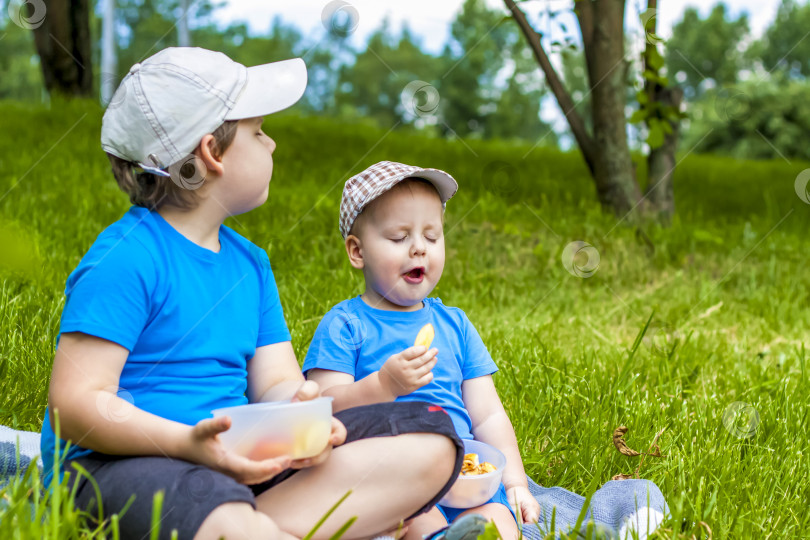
[521,476,668,539]
[0,426,41,484]
[1,427,668,538]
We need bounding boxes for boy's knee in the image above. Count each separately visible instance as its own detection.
[401,432,457,480]
[195,502,281,540]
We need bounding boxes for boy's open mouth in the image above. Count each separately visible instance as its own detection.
[403,267,425,284]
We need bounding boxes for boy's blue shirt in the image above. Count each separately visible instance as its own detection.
[302,296,497,440]
[40,205,290,485]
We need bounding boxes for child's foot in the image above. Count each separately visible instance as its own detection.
[424,513,488,540]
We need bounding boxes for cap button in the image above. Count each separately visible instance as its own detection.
[130,63,141,74]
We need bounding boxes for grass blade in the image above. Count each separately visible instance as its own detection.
[303,489,354,540]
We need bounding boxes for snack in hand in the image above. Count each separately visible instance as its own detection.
[461,452,497,475]
[414,323,435,349]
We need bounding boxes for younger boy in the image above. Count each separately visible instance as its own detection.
[304,161,541,538]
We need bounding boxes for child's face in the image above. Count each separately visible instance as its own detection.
[215,117,276,214]
[352,182,445,310]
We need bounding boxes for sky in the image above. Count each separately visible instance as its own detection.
[214,0,784,54]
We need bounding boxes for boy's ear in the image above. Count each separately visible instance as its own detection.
[345,235,364,270]
[197,133,225,177]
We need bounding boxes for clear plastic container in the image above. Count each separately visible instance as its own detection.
[439,439,507,509]
[212,397,333,461]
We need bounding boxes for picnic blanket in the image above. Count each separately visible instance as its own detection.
[1,426,667,538]
[0,425,42,482]
[521,476,667,539]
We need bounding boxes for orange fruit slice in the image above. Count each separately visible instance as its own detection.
[246,439,291,461]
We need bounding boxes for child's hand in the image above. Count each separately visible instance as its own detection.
[182,415,292,485]
[290,380,321,402]
[506,485,540,525]
[378,345,438,397]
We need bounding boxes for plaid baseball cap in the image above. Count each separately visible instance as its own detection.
[339,161,458,238]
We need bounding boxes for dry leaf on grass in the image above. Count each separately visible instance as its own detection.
[610,426,667,480]
[612,426,641,456]
[612,426,666,457]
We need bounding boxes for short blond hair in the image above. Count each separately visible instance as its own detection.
[107,121,239,211]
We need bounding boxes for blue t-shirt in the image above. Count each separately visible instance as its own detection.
[302,296,497,439]
[40,205,291,485]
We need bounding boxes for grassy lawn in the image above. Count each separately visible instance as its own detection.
[1,99,808,537]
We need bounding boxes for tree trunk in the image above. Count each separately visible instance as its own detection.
[645,86,682,221]
[579,0,642,216]
[507,0,641,216]
[642,0,679,223]
[32,0,93,97]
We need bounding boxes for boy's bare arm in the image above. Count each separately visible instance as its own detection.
[307,345,438,412]
[306,368,395,411]
[246,341,307,403]
[49,332,191,457]
[462,375,528,489]
[463,374,540,523]
[49,332,290,485]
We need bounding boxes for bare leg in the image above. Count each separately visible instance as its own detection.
[194,502,297,540]
[459,503,518,539]
[255,433,456,539]
[404,507,447,540]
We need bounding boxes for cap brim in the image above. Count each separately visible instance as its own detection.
[410,169,459,203]
[224,58,307,120]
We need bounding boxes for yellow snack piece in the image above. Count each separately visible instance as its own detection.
[292,421,331,458]
[414,323,435,349]
[460,452,497,475]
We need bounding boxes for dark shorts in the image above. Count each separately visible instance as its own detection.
[65,401,463,540]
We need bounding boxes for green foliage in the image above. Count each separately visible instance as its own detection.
[629,14,686,151]
[440,0,555,142]
[633,43,686,150]
[487,33,554,142]
[334,0,556,143]
[441,0,510,137]
[682,76,810,161]
[110,1,331,109]
[0,457,123,538]
[114,0,188,74]
[0,7,44,100]
[665,4,750,97]
[335,20,444,127]
[1,101,809,537]
[751,0,810,78]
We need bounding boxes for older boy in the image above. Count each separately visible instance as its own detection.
[304,161,541,538]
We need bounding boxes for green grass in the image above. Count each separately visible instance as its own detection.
[1,98,808,537]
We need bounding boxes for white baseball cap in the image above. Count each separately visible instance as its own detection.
[101,47,307,177]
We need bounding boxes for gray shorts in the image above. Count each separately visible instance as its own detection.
[66,401,463,540]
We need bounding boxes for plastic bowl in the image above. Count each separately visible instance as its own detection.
[212,397,333,461]
[439,439,506,509]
